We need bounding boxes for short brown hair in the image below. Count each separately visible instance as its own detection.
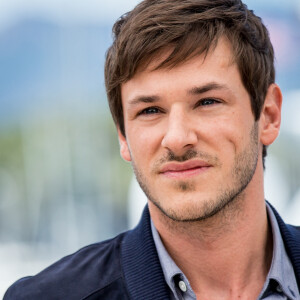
[105,0,275,163]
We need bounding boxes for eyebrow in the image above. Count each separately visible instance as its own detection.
[128,95,160,107]
[188,82,229,95]
[127,82,229,107]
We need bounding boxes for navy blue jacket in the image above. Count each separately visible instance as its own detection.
[4,205,300,299]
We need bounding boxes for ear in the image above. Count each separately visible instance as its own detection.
[259,83,282,146]
[117,128,132,162]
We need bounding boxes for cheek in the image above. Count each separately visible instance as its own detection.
[127,126,163,161]
[205,115,249,155]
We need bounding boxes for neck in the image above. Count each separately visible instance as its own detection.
[149,190,273,299]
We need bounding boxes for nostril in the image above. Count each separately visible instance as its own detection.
[161,130,197,154]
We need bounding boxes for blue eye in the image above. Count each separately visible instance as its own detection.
[141,107,160,114]
[197,98,219,106]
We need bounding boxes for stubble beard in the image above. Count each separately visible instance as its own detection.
[131,123,259,223]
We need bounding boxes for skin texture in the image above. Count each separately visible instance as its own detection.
[118,38,282,299]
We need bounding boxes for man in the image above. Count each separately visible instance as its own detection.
[4,0,300,299]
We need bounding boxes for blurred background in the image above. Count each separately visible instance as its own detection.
[0,0,300,296]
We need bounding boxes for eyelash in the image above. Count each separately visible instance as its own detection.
[196,98,220,107]
[137,98,220,116]
[138,107,162,115]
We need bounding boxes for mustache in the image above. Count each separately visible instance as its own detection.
[156,149,220,165]
[167,149,198,162]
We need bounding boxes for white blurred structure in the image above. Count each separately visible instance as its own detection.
[128,177,147,229]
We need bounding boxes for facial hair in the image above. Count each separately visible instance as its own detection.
[131,122,259,223]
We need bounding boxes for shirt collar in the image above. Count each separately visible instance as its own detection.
[260,203,299,299]
[150,220,196,299]
[150,202,299,300]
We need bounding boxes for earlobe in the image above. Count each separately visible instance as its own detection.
[117,128,132,162]
[259,83,282,146]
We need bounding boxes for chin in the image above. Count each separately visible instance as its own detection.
[151,196,209,222]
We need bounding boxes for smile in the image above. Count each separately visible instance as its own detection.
[159,160,211,179]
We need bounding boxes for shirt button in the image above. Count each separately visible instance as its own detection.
[276,285,283,293]
[179,280,187,292]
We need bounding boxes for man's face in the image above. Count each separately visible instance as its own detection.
[119,38,262,222]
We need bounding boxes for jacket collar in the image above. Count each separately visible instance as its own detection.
[268,202,300,287]
[121,205,170,300]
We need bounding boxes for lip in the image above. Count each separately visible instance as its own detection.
[159,160,211,179]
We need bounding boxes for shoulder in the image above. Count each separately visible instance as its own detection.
[4,232,129,300]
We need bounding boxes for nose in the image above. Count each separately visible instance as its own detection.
[161,107,198,156]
